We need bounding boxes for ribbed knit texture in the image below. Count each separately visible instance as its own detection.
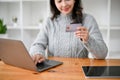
[30,13,108,59]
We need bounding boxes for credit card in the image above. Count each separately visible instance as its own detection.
[66,23,82,32]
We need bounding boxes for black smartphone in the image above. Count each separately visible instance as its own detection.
[66,23,82,32]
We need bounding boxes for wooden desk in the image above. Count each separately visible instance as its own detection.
[0,57,120,80]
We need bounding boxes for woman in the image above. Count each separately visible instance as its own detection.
[30,0,108,64]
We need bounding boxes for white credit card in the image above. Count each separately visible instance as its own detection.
[66,23,82,32]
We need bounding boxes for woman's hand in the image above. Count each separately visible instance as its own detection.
[32,54,45,65]
[75,26,89,43]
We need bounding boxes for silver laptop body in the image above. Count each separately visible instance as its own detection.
[0,38,62,72]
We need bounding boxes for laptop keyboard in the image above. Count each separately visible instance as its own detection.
[36,60,51,69]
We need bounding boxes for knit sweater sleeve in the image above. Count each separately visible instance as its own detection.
[83,14,108,59]
[29,18,49,57]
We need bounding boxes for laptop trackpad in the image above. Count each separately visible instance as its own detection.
[36,59,63,72]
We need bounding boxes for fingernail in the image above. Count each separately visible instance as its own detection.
[38,60,41,63]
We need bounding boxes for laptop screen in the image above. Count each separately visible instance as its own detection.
[82,66,120,78]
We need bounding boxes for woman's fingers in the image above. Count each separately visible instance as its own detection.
[32,54,45,65]
[75,27,89,43]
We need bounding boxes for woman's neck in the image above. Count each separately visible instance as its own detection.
[60,13,72,17]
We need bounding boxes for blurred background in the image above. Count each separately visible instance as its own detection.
[0,0,120,59]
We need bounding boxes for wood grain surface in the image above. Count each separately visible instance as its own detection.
[0,57,120,80]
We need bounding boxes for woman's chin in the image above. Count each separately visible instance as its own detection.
[62,12,71,15]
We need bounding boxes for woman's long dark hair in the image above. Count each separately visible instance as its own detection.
[50,0,83,23]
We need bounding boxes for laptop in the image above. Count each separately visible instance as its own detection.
[0,38,63,72]
[82,66,120,78]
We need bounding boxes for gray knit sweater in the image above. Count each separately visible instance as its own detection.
[29,13,108,59]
